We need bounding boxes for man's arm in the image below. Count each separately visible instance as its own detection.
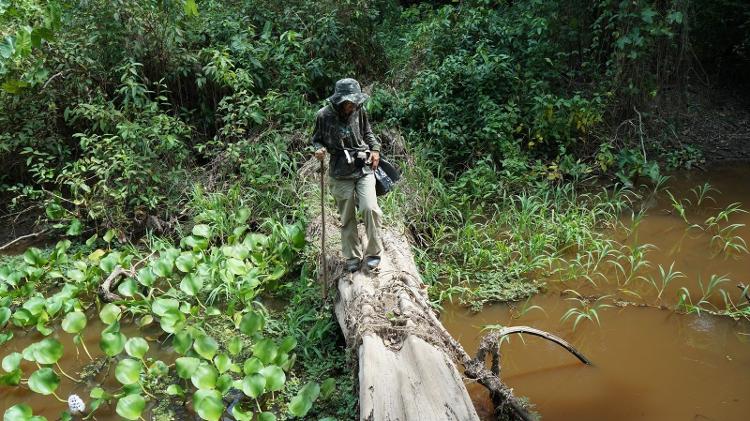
[311,112,327,151]
[360,109,380,152]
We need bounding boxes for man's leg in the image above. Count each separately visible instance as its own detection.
[329,177,363,268]
[356,173,383,262]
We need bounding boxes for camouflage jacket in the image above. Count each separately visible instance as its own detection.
[311,101,381,179]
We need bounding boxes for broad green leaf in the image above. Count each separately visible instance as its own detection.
[194,335,218,360]
[180,274,203,296]
[173,331,193,354]
[99,303,121,324]
[259,412,276,421]
[260,365,285,392]
[193,390,223,421]
[23,297,46,315]
[239,311,264,336]
[278,336,297,353]
[192,224,212,238]
[100,331,126,357]
[241,373,265,398]
[66,219,83,236]
[116,394,145,420]
[243,357,263,375]
[0,369,21,386]
[213,354,232,374]
[152,298,179,316]
[231,405,254,421]
[61,311,87,334]
[226,258,248,275]
[216,373,233,394]
[33,338,63,364]
[136,268,156,287]
[28,367,60,395]
[125,337,149,359]
[191,362,218,390]
[176,357,200,379]
[148,360,169,377]
[0,307,11,326]
[4,404,33,421]
[152,258,174,278]
[166,384,184,397]
[288,393,313,418]
[2,352,22,372]
[115,358,142,385]
[321,377,336,399]
[228,337,242,356]
[117,278,138,297]
[159,309,186,334]
[176,253,199,273]
[252,338,277,364]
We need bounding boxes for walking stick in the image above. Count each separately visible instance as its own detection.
[320,159,328,301]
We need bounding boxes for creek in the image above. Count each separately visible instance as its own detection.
[443,162,750,420]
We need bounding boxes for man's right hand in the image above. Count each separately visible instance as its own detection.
[314,147,326,161]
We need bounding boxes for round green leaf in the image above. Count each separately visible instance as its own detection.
[152,258,174,278]
[191,362,218,390]
[117,278,138,297]
[241,373,265,398]
[278,336,297,353]
[176,253,198,273]
[239,311,264,336]
[2,352,22,372]
[180,274,203,296]
[172,331,193,355]
[100,331,126,357]
[259,412,276,421]
[148,360,169,376]
[213,354,231,374]
[4,404,33,421]
[115,358,142,385]
[125,337,149,359]
[166,384,184,397]
[192,224,212,239]
[252,339,277,364]
[194,335,218,360]
[176,357,200,379]
[321,377,336,399]
[61,311,87,334]
[0,307,10,326]
[116,394,145,420]
[99,303,121,324]
[260,365,285,392]
[243,357,263,375]
[28,367,60,395]
[33,338,63,364]
[288,394,313,418]
[136,267,156,287]
[226,258,248,276]
[228,337,242,356]
[151,298,179,316]
[193,389,224,421]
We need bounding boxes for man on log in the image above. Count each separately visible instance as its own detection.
[312,78,383,273]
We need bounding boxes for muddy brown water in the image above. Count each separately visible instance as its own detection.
[443,162,750,421]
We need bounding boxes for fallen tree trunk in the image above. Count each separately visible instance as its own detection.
[300,150,590,420]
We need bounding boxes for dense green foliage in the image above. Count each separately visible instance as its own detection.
[1,0,748,419]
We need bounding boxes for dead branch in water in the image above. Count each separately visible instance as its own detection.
[0,229,50,252]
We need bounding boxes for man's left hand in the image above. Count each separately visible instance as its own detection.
[370,151,380,170]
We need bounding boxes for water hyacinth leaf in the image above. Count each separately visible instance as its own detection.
[172,331,193,354]
[299,381,320,401]
[33,338,63,364]
[23,248,46,266]
[28,367,60,395]
[176,357,200,379]
[243,357,263,375]
[117,278,138,297]
[100,331,126,357]
[260,365,285,392]
[214,354,231,373]
[193,389,224,421]
[228,337,242,356]
[321,378,336,398]
[152,298,179,316]
[180,274,203,296]
[194,335,218,360]
[191,362,218,389]
[288,393,313,418]
[192,224,212,239]
[0,369,21,386]
[252,338,277,364]
[4,404,32,421]
[115,394,145,420]
[216,373,233,394]
[239,311,264,336]
[2,352,21,372]
[0,332,13,347]
[138,315,153,327]
[98,253,120,273]
[0,307,11,326]
[136,267,156,287]
[99,303,121,324]
[152,258,174,278]
[103,229,117,243]
[115,358,142,385]
[125,337,149,359]
[12,308,35,327]
[62,311,87,334]
[66,218,83,236]
[231,405,253,421]
[66,269,85,283]
[226,258,247,276]
[258,412,276,421]
[182,235,209,251]
[23,296,46,315]
[176,252,199,273]
[241,373,265,398]
[166,384,184,397]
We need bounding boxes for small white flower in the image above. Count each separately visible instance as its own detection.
[68,394,86,414]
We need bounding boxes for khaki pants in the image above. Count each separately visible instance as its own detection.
[328,173,383,262]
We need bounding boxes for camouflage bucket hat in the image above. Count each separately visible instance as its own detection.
[328,78,369,106]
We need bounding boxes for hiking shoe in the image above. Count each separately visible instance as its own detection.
[346,259,361,273]
[365,256,381,270]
